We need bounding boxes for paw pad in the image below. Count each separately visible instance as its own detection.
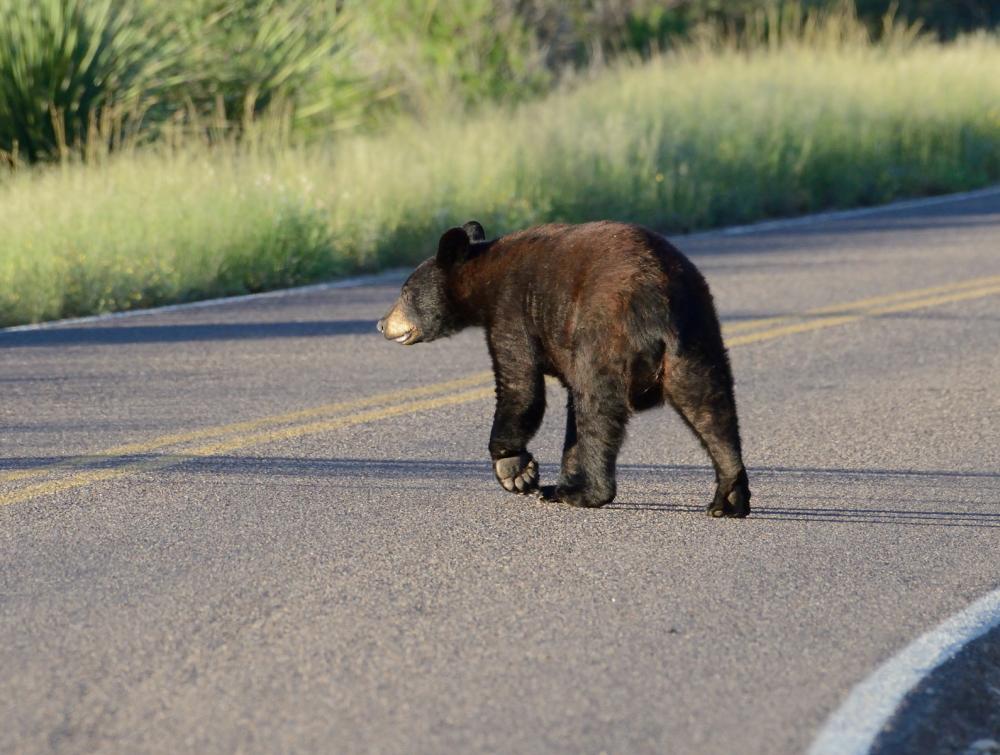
[494,453,539,494]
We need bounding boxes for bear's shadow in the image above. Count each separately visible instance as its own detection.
[172,455,1000,529]
[6,454,992,528]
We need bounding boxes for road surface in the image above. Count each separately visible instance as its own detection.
[2,191,999,754]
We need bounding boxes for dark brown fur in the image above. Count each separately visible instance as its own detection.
[377,221,750,516]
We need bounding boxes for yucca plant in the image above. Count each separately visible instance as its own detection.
[162,0,362,131]
[0,0,180,163]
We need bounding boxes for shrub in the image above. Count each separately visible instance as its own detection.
[0,0,367,164]
[0,0,177,162]
[152,0,365,131]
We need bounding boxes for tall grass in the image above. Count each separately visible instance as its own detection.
[2,32,1000,326]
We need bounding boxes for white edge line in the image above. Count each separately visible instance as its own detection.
[808,586,1000,755]
[4,184,999,334]
[1,269,410,333]
[705,184,1000,238]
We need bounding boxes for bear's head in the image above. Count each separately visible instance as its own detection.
[377,221,485,345]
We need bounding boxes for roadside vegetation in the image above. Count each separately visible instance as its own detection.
[1,1,999,326]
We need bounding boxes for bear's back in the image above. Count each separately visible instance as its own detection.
[477,221,702,358]
[492,221,694,306]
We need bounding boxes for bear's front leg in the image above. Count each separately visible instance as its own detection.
[487,332,546,496]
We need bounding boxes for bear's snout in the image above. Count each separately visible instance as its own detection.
[378,301,420,345]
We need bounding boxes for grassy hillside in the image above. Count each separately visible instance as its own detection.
[2,31,999,326]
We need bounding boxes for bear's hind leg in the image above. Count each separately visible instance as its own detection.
[664,355,750,518]
[558,393,580,487]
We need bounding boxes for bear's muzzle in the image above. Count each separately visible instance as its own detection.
[377,302,420,345]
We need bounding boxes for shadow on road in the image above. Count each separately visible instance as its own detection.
[4,305,994,349]
[3,455,997,528]
[6,455,996,479]
[614,502,1000,528]
[0,320,375,346]
[612,462,1000,527]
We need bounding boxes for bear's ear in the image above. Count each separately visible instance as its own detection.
[437,227,471,268]
[462,220,486,242]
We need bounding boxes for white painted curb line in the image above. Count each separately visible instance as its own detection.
[709,184,1000,237]
[1,269,410,333]
[4,183,999,334]
[808,586,1000,755]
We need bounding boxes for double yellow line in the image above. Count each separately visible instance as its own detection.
[2,273,999,507]
[0,373,495,507]
[723,274,1000,346]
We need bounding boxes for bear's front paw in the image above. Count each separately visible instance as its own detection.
[494,452,539,495]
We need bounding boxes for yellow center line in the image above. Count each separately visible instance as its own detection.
[2,276,998,508]
[188,387,498,456]
[727,314,861,346]
[723,274,1000,335]
[727,283,1000,346]
[0,370,494,484]
[0,388,496,508]
[866,284,1000,316]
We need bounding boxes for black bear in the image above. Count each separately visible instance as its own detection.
[377,220,750,517]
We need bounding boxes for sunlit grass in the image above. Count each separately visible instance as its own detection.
[3,33,1000,326]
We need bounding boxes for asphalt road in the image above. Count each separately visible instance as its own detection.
[871,626,1000,754]
[2,191,999,754]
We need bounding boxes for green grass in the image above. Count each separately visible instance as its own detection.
[2,33,1000,326]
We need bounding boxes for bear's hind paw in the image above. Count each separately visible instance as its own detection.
[706,485,751,518]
